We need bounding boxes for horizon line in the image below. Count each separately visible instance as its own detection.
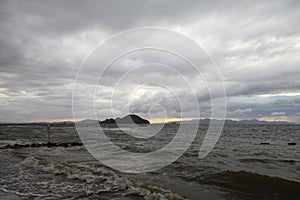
[1,117,298,124]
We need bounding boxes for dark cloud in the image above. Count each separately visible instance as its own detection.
[0,0,300,122]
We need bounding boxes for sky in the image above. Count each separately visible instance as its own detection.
[0,0,300,123]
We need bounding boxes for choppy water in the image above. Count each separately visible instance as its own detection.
[0,124,299,199]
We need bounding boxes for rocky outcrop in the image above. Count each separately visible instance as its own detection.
[99,114,150,125]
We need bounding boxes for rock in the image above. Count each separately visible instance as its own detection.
[260,142,270,145]
[99,114,150,126]
[116,114,150,124]
[99,118,116,125]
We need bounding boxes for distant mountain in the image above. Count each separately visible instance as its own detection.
[1,117,295,126]
[77,119,98,124]
[99,114,150,125]
[0,121,75,127]
[168,118,296,125]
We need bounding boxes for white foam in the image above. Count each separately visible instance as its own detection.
[0,187,62,198]
[21,156,186,199]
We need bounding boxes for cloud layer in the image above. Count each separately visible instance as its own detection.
[0,0,300,123]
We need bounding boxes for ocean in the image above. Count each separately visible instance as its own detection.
[0,124,299,200]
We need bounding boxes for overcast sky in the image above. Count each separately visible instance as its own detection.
[0,0,300,123]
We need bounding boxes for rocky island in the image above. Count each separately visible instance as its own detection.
[99,114,150,126]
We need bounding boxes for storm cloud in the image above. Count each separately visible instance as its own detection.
[0,0,300,123]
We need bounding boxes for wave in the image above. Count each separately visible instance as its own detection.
[21,156,186,200]
[0,142,83,149]
[239,158,299,164]
[203,170,300,199]
[0,187,62,198]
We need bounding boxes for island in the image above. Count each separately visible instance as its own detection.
[99,114,150,126]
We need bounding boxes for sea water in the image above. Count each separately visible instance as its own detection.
[0,124,299,199]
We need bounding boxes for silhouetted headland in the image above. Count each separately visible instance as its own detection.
[99,114,150,126]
